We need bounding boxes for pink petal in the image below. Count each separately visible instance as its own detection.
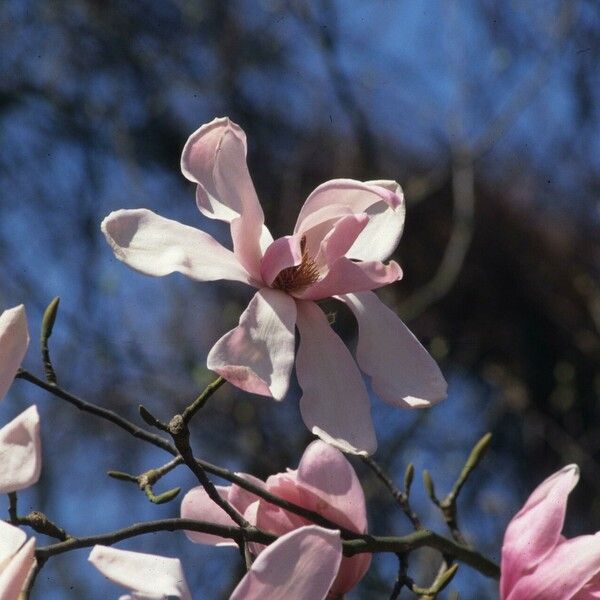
[340,292,447,407]
[506,535,600,600]
[260,235,303,287]
[180,485,238,546]
[501,464,579,599]
[207,289,296,400]
[316,214,369,266]
[180,117,269,280]
[296,258,402,301]
[228,473,266,515]
[296,440,367,533]
[0,536,35,599]
[229,526,342,600]
[88,545,191,600]
[294,179,402,236]
[295,300,376,455]
[0,305,29,401]
[101,209,253,285]
[0,521,27,564]
[0,406,42,494]
[346,180,406,262]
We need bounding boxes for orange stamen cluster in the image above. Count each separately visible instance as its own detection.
[272,236,320,294]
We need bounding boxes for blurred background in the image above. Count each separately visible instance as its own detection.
[1,0,599,598]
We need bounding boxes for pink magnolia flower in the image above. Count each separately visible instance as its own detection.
[500,464,600,599]
[88,545,192,600]
[181,440,370,598]
[230,525,343,600]
[0,521,36,599]
[101,117,447,453]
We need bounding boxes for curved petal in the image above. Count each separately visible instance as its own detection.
[180,485,238,546]
[340,292,447,407]
[295,300,376,455]
[296,258,402,301]
[0,537,35,599]
[0,521,27,566]
[506,535,600,600]
[229,526,342,600]
[346,180,406,262]
[0,406,42,494]
[0,305,29,401]
[294,179,402,237]
[296,440,367,534]
[260,235,303,287]
[101,209,253,285]
[180,117,268,279]
[316,214,369,266]
[88,545,191,600]
[501,464,580,598]
[207,289,296,400]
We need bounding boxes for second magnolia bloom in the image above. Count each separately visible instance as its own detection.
[181,440,370,598]
[101,117,447,453]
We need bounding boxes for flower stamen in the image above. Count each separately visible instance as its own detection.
[272,236,320,294]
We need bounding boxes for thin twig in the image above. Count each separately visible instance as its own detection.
[181,376,225,424]
[33,518,499,579]
[361,456,421,530]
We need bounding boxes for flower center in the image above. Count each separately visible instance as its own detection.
[272,236,320,294]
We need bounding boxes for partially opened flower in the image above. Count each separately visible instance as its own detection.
[181,440,370,598]
[102,117,447,453]
[0,305,29,401]
[500,464,600,599]
[88,545,192,600]
[0,405,42,494]
[0,521,36,599]
[230,525,342,600]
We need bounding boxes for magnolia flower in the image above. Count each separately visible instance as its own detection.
[230,525,343,600]
[88,545,192,600]
[0,521,36,599]
[500,464,600,599]
[101,117,446,453]
[181,440,370,598]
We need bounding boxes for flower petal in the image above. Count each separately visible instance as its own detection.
[316,214,369,266]
[0,537,35,599]
[0,406,42,494]
[207,289,296,400]
[294,179,402,237]
[295,300,376,454]
[180,117,269,280]
[340,292,447,407]
[0,305,29,401]
[0,521,27,567]
[506,535,600,600]
[229,526,342,600]
[296,440,367,533]
[501,464,580,599]
[180,485,238,546]
[88,545,191,600]
[296,258,402,301]
[260,235,303,287]
[346,180,406,262]
[101,209,253,285]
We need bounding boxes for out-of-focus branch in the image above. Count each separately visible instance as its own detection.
[400,153,475,321]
